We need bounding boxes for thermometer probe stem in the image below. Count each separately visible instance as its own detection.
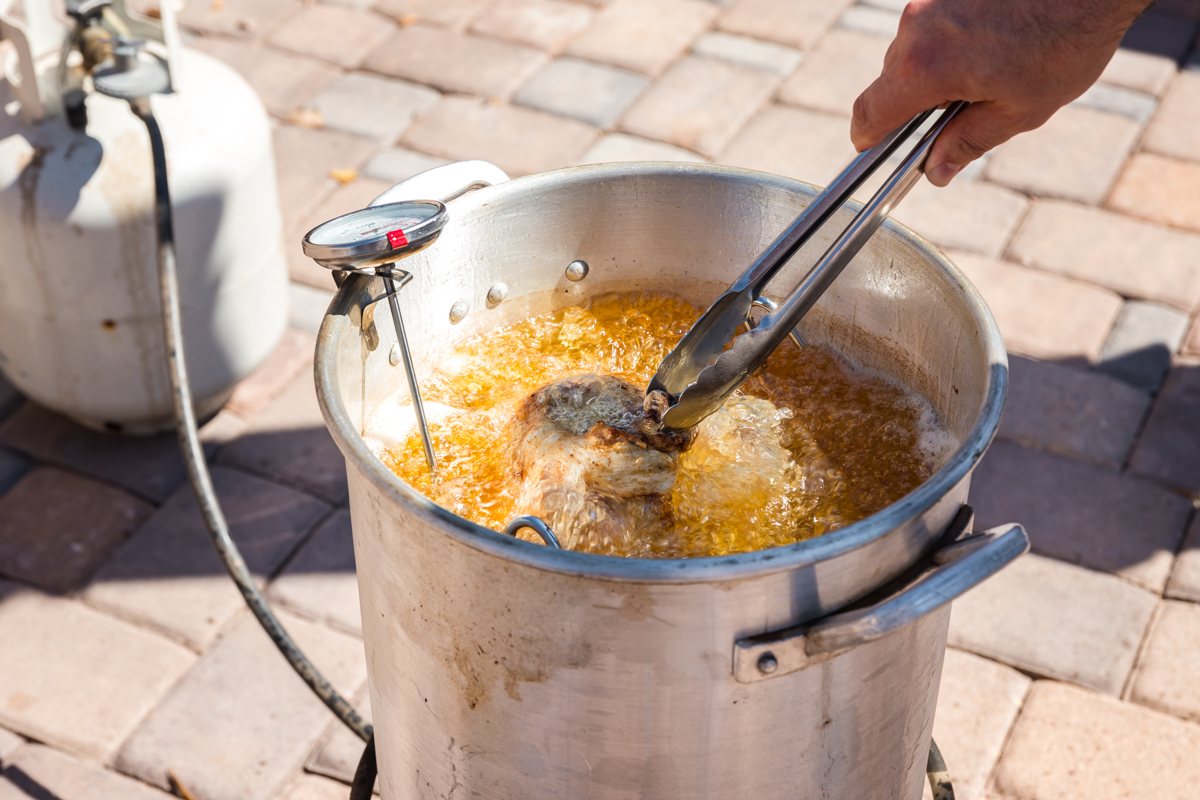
[380,266,438,474]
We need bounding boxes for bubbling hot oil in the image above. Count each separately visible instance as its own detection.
[365,292,958,558]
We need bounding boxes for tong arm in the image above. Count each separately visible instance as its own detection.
[647,108,936,398]
[659,101,969,431]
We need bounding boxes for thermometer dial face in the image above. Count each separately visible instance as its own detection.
[302,200,448,270]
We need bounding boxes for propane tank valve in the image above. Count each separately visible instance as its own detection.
[91,37,171,101]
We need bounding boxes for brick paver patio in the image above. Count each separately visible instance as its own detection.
[2,0,1200,798]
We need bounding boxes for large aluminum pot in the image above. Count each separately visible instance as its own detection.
[314,161,1026,800]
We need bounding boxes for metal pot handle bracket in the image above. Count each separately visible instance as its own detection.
[369,160,512,208]
[733,508,1029,683]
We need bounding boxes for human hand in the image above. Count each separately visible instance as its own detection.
[851,0,1152,186]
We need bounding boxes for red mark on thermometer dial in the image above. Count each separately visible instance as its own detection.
[387,229,408,248]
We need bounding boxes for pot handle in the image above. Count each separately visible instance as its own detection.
[369,160,511,207]
[732,519,1029,683]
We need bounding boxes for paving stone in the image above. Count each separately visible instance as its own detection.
[275,773,359,800]
[719,104,858,188]
[514,57,650,128]
[992,681,1200,800]
[690,32,803,77]
[1007,199,1200,311]
[178,0,302,38]
[287,177,396,289]
[0,450,29,497]
[199,410,250,448]
[1000,355,1151,470]
[0,744,173,800]
[1186,313,1200,357]
[565,0,718,76]
[220,367,350,503]
[0,405,186,503]
[362,147,450,185]
[470,0,594,52]
[289,284,338,336]
[1108,153,1200,234]
[718,0,853,49]
[924,649,1030,800]
[576,132,707,164]
[306,686,371,783]
[83,466,329,650]
[364,24,546,99]
[1142,71,1200,163]
[0,583,195,761]
[887,179,1027,258]
[948,251,1123,366]
[0,468,152,595]
[0,728,22,768]
[402,95,597,177]
[0,374,19,423]
[1096,300,1190,391]
[1071,82,1158,124]
[984,105,1140,205]
[1121,10,1198,61]
[374,0,493,29]
[321,0,376,10]
[1129,358,1200,494]
[971,441,1189,592]
[273,126,380,229]
[1099,47,1179,96]
[304,73,439,146]
[191,38,340,119]
[776,29,890,117]
[226,328,317,420]
[268,508,360,636]
[618,56,778,158]
[1166,517,1200,602]
[114,610,367,800]
[1129,599,1200,723]
[949,552,1159,694]
[268,5,397,68]
[837,4,900,38]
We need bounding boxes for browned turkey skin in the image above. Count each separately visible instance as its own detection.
[510,374,695,553]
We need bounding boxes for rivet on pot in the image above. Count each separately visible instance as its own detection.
[565,260,589,282]
[757,653,779,675]
[449,299,469,324]
[389,343,401,366]
[487,283,509,308]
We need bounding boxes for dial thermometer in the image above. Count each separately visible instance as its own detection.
[302,200,448,271]
[302,200,450,474]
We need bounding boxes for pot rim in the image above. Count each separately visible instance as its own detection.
[315,161,1008,585]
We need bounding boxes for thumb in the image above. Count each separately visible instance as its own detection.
[924,102,1029,186]
[851,68,946,152]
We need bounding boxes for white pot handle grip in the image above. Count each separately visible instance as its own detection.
[370,160,511,207]
[733,508,1029,683]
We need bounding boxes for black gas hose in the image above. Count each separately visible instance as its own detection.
[132,97,371,744]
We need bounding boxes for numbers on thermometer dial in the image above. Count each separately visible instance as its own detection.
[309,210,427,246]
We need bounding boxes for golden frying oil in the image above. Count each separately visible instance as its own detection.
[369,292,955,558]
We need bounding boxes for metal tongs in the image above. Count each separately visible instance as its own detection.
[649,101,969,430]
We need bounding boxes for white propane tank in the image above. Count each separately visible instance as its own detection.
[0,0,288,433]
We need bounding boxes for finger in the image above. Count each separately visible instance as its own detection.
[851,67,949,152]
[924,102,1033,186]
